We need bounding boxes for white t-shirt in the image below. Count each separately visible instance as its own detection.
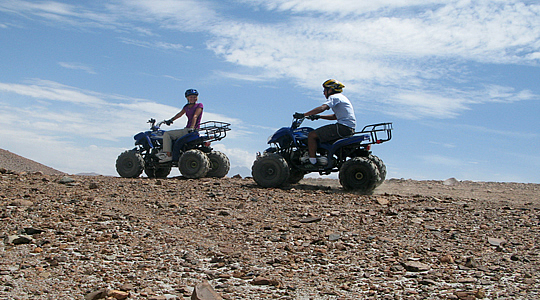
[323,93,356,129]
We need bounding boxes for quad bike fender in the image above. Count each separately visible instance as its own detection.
[171,132,202,161]
[174,131,201,147]
[268,127,294,144]
[292,127,314,141]
[134,131,153,149]
[320,134,371,152]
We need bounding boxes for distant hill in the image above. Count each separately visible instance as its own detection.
[0,148,65,175]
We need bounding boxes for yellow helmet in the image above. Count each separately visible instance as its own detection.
[322,79,345,93]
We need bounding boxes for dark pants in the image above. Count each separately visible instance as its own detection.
[314,123,355,143]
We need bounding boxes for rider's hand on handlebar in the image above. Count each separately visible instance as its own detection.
[293,112,305,119]
[164,119,173,126]
[306,115,320,120]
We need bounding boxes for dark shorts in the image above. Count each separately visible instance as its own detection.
[314,123,355,143]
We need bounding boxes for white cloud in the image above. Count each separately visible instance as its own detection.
[115,0,219,31]
[58,62,96,74]
[383,91,471,119]
[486,85,536,103]
[0,80,107,106]
[237,0,453,15]
[119,38,187,51]
[0,0,119,29]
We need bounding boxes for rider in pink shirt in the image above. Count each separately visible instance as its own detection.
[156,89,203,162]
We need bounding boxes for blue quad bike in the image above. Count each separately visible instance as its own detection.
[116,119,231,179]
[252,114,393,194]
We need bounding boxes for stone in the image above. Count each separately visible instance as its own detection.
[299,216,322,223]
[376,197,389,205]
[440,254,454,263]
[5,235,34,245]
[403,261,430,272]
[328,233,341,241]
[443,178,459,186]
[9,199,34,207]
[251,277,280,286]
[457,277,476,283]
[464,257,478,268]
[58,176,76,184]
[119,283,134,291]
[418,279,437,285]
[23,227,45,235]
[85,288,109,300]
[191,281,223,300]
[487,237,505,246]
[108,290,129,299]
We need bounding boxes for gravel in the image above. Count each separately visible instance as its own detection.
[1,170,539,300]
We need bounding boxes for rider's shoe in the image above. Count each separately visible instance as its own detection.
[317,156,328,165]
[156,152,172,162]
[301,154,328,165]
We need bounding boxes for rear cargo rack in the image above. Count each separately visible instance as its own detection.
[199,121,231,142]
[358,122,393,144]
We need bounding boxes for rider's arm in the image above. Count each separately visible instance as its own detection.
[170,109,186,122]
[304,104,329,116]
[189,107,203,129]
[320,114,337,120]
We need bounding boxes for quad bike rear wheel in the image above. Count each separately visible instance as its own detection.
[206,151,230,178]
[178,149,210,178]
[252,153,290,188]
[287,168,305,184]
[339,157,380,194]
[368,154,386,187]
[116,150,144,178]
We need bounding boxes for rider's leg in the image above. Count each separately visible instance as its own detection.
[308,131,318,164]
[162,132,173,156]
[162,128,190,157]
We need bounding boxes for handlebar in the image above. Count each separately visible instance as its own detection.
[292,115,305,130]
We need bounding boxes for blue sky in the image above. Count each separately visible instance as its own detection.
[0,0,539,183]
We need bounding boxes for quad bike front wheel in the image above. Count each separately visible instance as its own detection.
[252,153,290,188]
[206,151,230,178]
[116,150,144,178]
[339,157,380,194]
[178,149,210,179]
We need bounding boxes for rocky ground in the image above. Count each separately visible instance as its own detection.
[1,169,539,299]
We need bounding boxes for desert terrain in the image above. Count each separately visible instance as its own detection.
[0,150,539,299]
